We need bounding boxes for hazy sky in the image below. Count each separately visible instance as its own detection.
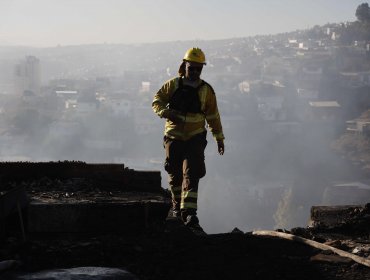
[0,0,366,47]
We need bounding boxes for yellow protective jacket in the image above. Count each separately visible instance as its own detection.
[152,77,225,141]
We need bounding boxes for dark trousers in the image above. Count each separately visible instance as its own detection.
[164,132,207,217]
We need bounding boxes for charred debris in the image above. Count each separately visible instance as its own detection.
[0,161,370,280]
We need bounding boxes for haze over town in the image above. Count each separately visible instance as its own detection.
[0,1,370,233]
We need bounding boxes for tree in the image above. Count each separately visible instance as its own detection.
[356,3,370,22]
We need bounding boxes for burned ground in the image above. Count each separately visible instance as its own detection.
[1,163,370,279]
[1,219,370,280]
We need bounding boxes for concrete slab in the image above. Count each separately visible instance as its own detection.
[0,162,170,234]
[28,194,170,233]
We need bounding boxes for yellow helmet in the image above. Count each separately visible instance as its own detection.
[183,47,206,65]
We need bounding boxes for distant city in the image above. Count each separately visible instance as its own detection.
[0,22,370,232]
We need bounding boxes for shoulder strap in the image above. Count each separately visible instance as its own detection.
[197,80,206,89]
[168,77,182,100]
[200,80,215,94]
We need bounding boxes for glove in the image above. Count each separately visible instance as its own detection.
[217,140,225,155]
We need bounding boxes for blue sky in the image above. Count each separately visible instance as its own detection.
[0,0,366,47]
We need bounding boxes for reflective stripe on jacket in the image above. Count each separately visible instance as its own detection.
[152,77,225,141]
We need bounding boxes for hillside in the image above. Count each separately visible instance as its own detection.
[332,109,370,176]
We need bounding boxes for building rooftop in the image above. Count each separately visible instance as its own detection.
[309,101,340,108]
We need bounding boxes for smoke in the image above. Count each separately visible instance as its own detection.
[0,39,368,234]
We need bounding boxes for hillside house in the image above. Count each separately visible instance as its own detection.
[340,71,370,87]
[75,100,99,115]
[306,101,341,121]
[102,97,132,117]
[346,119,370,135]
[297,88,319,100]
[253,81,286,121]
[56,90,78,100]
[322,182,370,205]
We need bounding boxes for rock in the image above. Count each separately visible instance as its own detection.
[290,227,312,239]
[0,260,21,272]
[275,228,291,233]
[231,227,244,234]
[352,247,361,254]
[312,236,326,243]
[310,254,353,264]
[325,240,341,247]
[3,267,138,280]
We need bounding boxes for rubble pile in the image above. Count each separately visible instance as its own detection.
[310,204,370,235]
[283,204,370,272]
[1,162,370,279]
[1,176,168,204]
[2,225,370,280]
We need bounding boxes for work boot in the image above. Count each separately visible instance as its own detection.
[184,215,207,236]
[167,207,181,219]
[165,208,189,234]
[171,209,181,218]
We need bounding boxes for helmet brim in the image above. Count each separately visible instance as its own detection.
[183,59,207,65]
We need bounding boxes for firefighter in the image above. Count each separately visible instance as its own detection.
[152,47,225,234]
